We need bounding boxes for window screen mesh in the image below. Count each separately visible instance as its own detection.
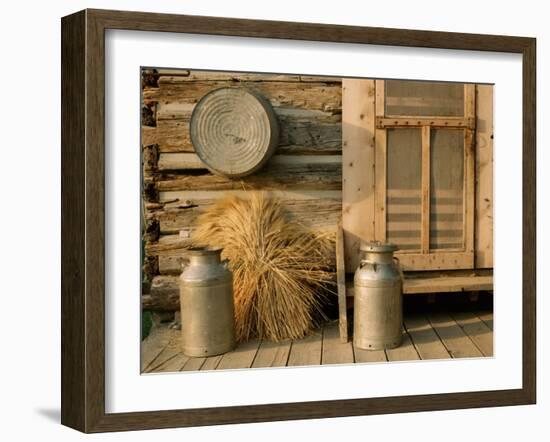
[386,128,422,251]
[429,129,464,250]
[385,80,464,117]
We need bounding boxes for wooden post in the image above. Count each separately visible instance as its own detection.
[464,84,476,259]
[342,79,376,272]
[475,85,494,268]
[336,218,348,343]
[421,126,431,254]
[374,80,387,243]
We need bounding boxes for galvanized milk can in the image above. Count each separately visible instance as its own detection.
[353,241,403,350]
[179,247,236,357]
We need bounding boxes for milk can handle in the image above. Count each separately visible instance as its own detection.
[393,257,405,280]
[180,256,190,271]
[222,258,230,269]
[359,260,377,272]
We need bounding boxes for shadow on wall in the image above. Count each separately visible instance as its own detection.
[34,408,60,423]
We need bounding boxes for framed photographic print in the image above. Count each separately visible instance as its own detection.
[61,9,536,433]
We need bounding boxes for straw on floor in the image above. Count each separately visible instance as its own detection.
[193,192,335,342]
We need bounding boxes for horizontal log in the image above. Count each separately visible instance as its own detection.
[143,107,341,154]
[145,235,193,256]
[156,155,342,191]
[142,121,193,153]
[151,190,342,235]
[158,153,338,171]
[144,81,342,113]
[148,276,181,312]
[154,70,342,84]
[158,256,183,275]
[158,153,205,170]
[154,235,337,274]
[149,250,340,306]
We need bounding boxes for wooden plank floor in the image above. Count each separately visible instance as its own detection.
[142,310,493,373]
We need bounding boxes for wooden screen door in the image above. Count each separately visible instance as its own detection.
[373,80,476,271]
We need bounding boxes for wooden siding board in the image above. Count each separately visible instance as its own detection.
[216,339,261,370]
[385,331,420,361]
[404,316,451,360]
[321,322,354,365]
[154,190,342,236]
[374,81,387,243]
[156,156,342,191]
[251,340,292,368]
[428,313,484,358]
[287,330,323,366]
[452,311,494,356]
[140,327,174,372]
[144,80,342,112]
[342,79,376,271]
[475,85,494,268]
[336,219,348,343]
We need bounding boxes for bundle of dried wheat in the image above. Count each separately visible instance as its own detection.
[193,192,335,342]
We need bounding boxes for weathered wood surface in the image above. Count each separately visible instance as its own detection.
[342,79,376,272]
[402,274,493,294]
[216,339,261,370]
[374,80,387,243]
[475,310,494,330]
[144,80,342,112]
[142,311,493,373]
[155,155,342,191]
[287,330,323,367]
[200,355,224,371]
[154,70,341,83]
[354,346,388,363]
[336,219,348,342]
[145,235,193,256]
[428,313,483,358]
[385,331,420,362]
[142,70,342,155]
[144,108,342,155]
[153,352,189,373]
[322,322,354,364]
[152,190,342,236]
[251,340,292,368]
[395,251,474,271]
[140,327,176,372]
[475,85,494,268]
[452,311,493,356]
[375,117,474,129]
[148,276,181,311]
[404,316,451,360]
[346,273,492,297]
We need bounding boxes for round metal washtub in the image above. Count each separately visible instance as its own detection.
[190,87,279,178]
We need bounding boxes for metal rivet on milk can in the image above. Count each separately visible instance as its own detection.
[179,247,236,357]
[353,241,403,351]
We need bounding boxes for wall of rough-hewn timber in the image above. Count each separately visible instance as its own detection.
[141,69,343,312]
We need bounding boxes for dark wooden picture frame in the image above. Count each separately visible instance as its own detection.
[61,8,536,433]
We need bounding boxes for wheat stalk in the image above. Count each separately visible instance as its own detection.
[192,192,335,342]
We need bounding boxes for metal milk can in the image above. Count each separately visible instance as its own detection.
[353,241,403,350]
[179,247,236,357]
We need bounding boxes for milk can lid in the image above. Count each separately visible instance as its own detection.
[360,241,398,253]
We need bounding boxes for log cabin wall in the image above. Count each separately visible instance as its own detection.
[141,69,343,312]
